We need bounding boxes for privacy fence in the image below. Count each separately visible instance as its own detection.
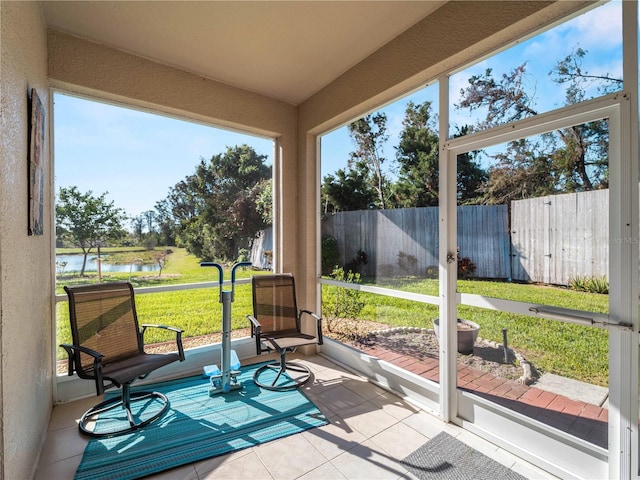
[251,188,610,285]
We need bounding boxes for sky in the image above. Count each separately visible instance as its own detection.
[54,1,622,222]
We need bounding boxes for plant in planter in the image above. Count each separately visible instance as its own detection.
[433,318,480,355]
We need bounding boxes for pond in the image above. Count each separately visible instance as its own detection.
[55,254,160,273]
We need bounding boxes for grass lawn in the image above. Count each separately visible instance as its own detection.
[55,248,259,360]
[55,248,610,386]
[324,277,609,387]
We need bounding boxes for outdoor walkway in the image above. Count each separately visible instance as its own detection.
[356,343,608,449]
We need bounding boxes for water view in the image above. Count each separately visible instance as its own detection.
[55,254,160,273]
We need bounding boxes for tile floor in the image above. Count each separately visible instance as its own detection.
[35,354,559,480]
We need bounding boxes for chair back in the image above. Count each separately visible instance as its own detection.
[251,274,300,335]
[64,282,143,375]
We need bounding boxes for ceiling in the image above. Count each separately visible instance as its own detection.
[41,1,445,105]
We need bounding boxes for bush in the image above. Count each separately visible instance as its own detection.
[397,252,418,272]
[321,236,340,275]
[322,267,365,332]
[237,248,249,263]
[425,265,438,278]
[457,248,476,279]
[344,249,368,275]
[568,275,609,294]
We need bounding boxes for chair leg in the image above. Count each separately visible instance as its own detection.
[79,385,170,438]
[253,349,312,391]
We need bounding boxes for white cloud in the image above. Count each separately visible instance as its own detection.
[546,2,621,51]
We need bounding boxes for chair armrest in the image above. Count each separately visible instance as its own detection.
[140,324,185,361]
[141,324,182,334]
[247,315,263,354]
[59,343,106,394]
[300,310,323,345]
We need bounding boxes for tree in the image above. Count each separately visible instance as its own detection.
[348,113,391,209]
[154,198,178,247]
[131,215,144,243]
[56,186,127,276]
[392,102,487,207]
[159,144,271,261]
[254,179,272,224]
[454,126,487,205]
[142,210,156,235]
[480,137,558,204]
[456,48,618,202]
[393,101,440,207]
[321,166,378,214]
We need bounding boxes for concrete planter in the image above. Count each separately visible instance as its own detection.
[433,318,480,355]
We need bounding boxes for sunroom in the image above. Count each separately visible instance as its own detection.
[2,1,639,479]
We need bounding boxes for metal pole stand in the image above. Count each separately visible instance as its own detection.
[201,261,251,396]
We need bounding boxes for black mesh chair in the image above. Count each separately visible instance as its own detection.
[248,274,323,391]
[60,282,185,437]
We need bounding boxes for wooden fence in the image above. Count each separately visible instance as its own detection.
[251,188,611,285]
[321,206,511,279]
[510,189,609,284]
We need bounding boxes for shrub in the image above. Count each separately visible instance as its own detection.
[344,249,368,274]
[569,275,609,294]
[457,248,476,279]
[237,248,249,263]
[397,251,418,272]
[322,267,365,332]
[321,235,340,275]
[425,265,438,278]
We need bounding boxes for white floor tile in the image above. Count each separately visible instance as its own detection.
[298,461,347,480]
[253,432,327,480]
[340,400,400,439]
[331,439,409,480]
[198,450,273,480]
[369,421,429,460]
[302,416,367,460]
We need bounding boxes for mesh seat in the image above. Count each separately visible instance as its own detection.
[247,274,323,390]
[60,282,185,437]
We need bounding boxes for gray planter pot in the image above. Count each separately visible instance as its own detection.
[433,318,480,355]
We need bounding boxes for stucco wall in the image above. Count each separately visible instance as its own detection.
[0,2,53,479]
[47,31,300,276]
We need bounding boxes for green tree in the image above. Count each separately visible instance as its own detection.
[393,101,440,207]
[154,198,178,246]
[55,186,127,276]
[131,215,144,243]
[321,166,377,214]
[161,144,271,261]
[142,210,156,235]
[254,179,272,224]
[348,113,391,209]
[480,137,558,204]
[393,103,486,207]
[454,126,487,205]
[456,48,618,201]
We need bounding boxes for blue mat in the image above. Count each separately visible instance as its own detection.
[75,363,327,480]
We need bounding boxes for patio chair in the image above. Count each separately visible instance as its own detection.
[248,274,323,391]
[60,282,185,437]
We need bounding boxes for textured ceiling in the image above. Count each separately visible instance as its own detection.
[42,1,444,105]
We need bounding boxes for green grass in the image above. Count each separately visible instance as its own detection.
[335,277,609,386]
[55,248,260,360]
[55,249,610,386]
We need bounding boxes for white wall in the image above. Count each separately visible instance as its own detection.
[0,2,53,479]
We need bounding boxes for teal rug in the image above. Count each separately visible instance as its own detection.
[75,363,327,480]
